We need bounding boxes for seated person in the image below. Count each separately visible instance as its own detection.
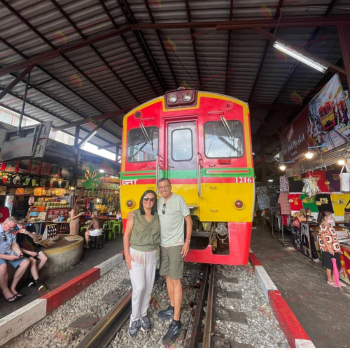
[84,211,102,248]
[0,217,30,302]
[16,218,48,291]
[117,210,122,220]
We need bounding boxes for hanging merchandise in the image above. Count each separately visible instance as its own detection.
[340,162,350,193]
[280,175,289,193]
[330,194,350,217]
[315,193,334,213]
[288,174,305,192]
[326,170,341,192]
[345,200,350,227]
[302,176,319,197]
[299,193,319,213]
[278,192,291,215]
[305,170,329,193]
[288,193,303,211]
[256,186,270,210]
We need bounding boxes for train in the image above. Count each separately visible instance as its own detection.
[120,87,254,265]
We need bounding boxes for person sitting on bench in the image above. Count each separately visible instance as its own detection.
[84,211,102,248]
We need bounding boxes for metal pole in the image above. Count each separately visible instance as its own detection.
[18,70,31,136]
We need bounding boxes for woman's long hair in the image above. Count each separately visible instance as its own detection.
[317,211,333,224]
[139,190,158,216]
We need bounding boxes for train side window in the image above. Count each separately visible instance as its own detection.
[172,128,193,161]
[127,126,159,162]
[204,120,244,158]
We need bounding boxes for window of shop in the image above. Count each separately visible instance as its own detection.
[204,120,244,158]
[127,126,159,162]
[172,128,193,161]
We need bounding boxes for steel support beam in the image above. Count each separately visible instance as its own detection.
[0,64,36,100]
[225,0,234,95]
[337,24,350,89]
[74,126,80,148]
[253,28,347,76]
[250,115,281,136]
[1,16,350,78]
[98,142,122,150]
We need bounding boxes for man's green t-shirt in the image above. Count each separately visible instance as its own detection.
[157,193,190,247]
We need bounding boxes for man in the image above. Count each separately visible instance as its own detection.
[0,217,30,302]
[156,178,192,346]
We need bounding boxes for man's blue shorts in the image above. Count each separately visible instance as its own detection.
[0,257,28,269]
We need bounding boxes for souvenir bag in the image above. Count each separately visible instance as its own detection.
[340,162,350,193]
[345,200,350,227]
[280,175,289,193]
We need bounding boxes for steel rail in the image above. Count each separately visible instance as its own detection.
[185,264,209,348]
[203,265,215,348]
[76,288,132,348]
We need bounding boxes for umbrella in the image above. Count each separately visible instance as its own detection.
[332,258,340,287]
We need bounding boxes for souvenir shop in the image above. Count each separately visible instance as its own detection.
[257,74,350,285]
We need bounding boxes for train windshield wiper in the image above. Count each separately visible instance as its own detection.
[140,124,152,146]
[220,116,235,142]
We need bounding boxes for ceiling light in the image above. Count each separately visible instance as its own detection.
[273,41,328,73]
[79,130,97,148]
[268,179,273,182]
[279,165,286,171]
[99,169,105,173]
[338,159,345,165]
[305,151,314,159]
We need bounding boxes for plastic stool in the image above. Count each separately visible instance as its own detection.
[89,234,105,249]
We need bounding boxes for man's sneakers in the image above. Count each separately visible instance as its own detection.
[162,320,182,347]
[140,316,151,331]
[27,275,35,288]
[35,278,49,292]
[128,320,141,338]
[157,306,174,320]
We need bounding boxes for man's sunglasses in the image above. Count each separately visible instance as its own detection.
[162,203,166,215]
[143,197,155,202]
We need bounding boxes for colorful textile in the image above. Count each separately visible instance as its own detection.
[288,193,303,211]
[330,194,350,216]
[315,194,334,213]
[305,170,329,193]
[299,193,319,213]
[326,170,341,192]
[278,193,291,215]
[280,175,289,193]
[288,174,305,192]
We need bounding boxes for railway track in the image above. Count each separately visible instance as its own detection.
[71,262,288,348]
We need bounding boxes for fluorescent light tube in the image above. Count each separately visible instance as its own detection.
[273,41,328,73]
[79,130,97,148]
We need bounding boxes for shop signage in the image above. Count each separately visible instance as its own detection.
[280,74,350,162]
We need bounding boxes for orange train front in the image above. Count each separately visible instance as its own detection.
[120,88,255,265]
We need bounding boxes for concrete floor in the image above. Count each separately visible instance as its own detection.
[0,235,124,319]
[251,224,350,348]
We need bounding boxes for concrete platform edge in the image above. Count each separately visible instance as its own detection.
[249,249,315,349]
[0,253,124,346]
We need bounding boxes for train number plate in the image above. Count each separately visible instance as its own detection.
[233,177,253,183]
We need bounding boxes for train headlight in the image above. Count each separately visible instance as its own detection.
[126,199,135,208]
[168,94,178,103]
[182,92,192,102]
[234,200,244,209]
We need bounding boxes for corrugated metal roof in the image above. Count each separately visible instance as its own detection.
[0,0,348,170]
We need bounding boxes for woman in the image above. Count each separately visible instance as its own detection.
[16,218,48,291]
[123,190,160,338]
[84,211,102,248]
[70,203,84,235]
[318,211,346,287]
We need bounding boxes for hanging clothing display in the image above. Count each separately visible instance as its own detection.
[280,175,289,193]
[288,193,303,211]
[326,170,341,192]
[330,194,350,216]
[256,186,270,210]
[278,192,291,215]
[299,193,319,213]
[305,170,329,193]
[288,175,305,192]
[315,193,334,213]
[302,176,319,197]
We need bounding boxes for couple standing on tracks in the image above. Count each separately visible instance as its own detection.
[123,178,192,346]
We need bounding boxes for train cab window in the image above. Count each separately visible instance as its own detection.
[127,126,159,162]
[172,128,193,161]
[204,120,244,158]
